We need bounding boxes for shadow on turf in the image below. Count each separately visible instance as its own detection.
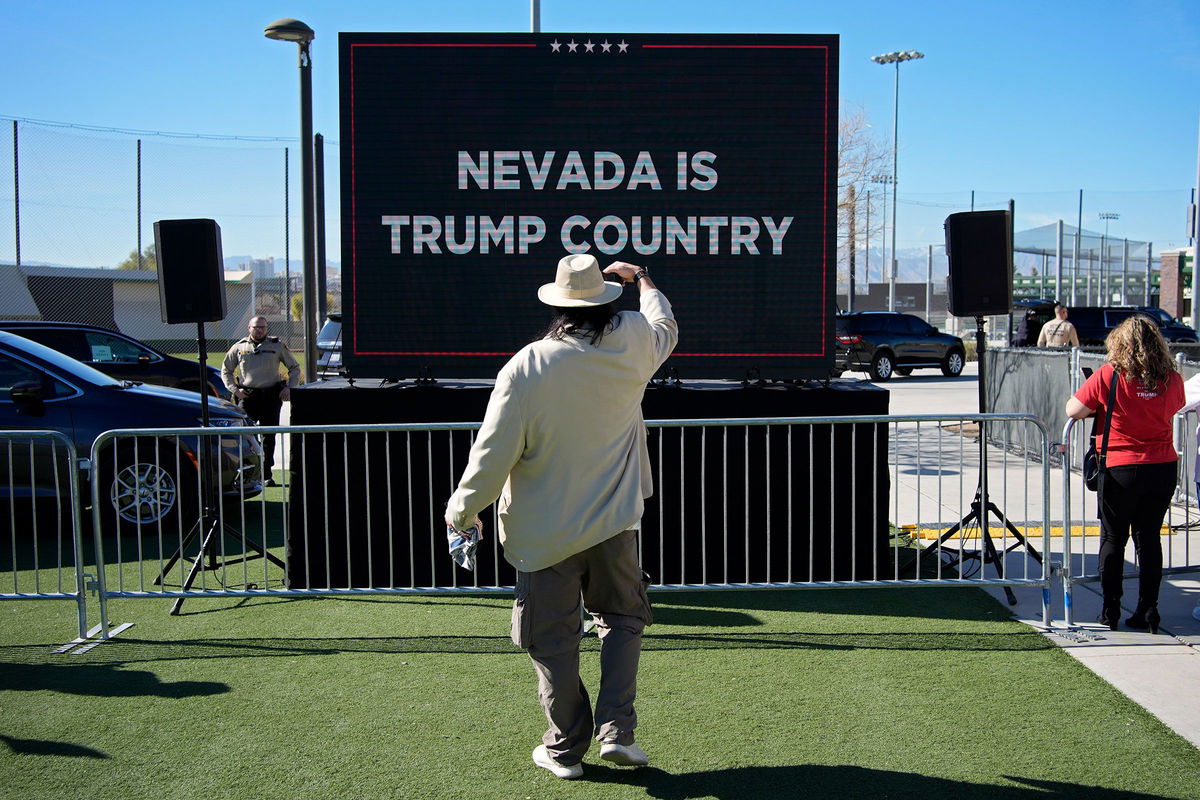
[170,585,1021,628]
[169,597,761,628]
[0,661,229,698]
[0,734,109,759]
[0,628,1049,666]
[586,764,1182,799]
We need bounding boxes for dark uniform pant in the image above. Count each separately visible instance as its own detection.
[510,530,652,766]
[240,383,284,471]
[1097,461,1177,608]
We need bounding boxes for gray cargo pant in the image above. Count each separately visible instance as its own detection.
[511,529,652,765]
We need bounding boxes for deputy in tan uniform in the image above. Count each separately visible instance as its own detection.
[1038,303,1080,347]
[222,316,301,484]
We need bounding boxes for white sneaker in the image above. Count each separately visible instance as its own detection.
[532,745,583,779]
[600,741,649,767]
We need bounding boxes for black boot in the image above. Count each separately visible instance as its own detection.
[1098,601,1121,631]
[1126,603,1161,634]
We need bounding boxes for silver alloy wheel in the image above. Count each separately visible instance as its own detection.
[870,352,893,381]
[944,350,964,376]
[110,462,178,524]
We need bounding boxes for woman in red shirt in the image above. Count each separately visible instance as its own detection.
[1066,315,1184,633]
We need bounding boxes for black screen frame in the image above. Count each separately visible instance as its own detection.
[339,31,839,381]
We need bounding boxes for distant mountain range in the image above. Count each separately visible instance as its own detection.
[847,245,1146,285]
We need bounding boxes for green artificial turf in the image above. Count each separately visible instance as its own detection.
[1,586,1199,800]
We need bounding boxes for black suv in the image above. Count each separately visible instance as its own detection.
[0,320,226,397]
[1063,306,1198,346]
[834,312,966,382]
[0,331,262,534]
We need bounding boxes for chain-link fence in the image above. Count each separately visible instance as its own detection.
[839,189,1191,329]
[3,117,1192,358]
[0,118,341,356]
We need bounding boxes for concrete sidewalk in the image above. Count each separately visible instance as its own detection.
[879,362,1200,750]
[986,575,1200,750]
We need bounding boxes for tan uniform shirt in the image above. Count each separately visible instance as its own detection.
[221,336,301,392]
[1037,319,1079,347]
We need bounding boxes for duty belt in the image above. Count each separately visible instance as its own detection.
[243,382,285,394]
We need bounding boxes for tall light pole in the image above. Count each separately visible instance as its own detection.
[872,49,924,312]
[1099,211,1119,237]
[265,17,318,382]
[864,189,871,285]
[872,174,895,306]
[1098,212,1118,303]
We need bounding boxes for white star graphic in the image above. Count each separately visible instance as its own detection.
[550,39,561,52]
[617,40,630,53]
[567,39,578,52]
[584,40,595,53]
[601,40,612,53]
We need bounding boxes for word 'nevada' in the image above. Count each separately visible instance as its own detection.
[381,214,793,256]
[458,151,718,191]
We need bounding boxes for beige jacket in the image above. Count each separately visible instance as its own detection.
[446,289,678,572]
[1038,319,1079,347]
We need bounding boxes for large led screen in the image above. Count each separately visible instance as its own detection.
[340,32,838,380]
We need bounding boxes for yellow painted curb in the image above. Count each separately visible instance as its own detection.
[900,523,1171,541]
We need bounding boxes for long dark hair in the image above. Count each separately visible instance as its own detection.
[539,303,619,346]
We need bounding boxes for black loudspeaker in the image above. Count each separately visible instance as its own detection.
[154,218,227,324]
[945,210,1013,317]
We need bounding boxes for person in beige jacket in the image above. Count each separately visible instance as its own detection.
[1037,303,1080,347]
[445,253,677,779]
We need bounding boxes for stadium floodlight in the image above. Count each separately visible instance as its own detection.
[1099,211,1120,237]
[871,50,924,311]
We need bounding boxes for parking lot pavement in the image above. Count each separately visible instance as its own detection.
[874,360,981,416]
[866,358,1200,750]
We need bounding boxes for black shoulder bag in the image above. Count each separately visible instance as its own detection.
[1083,372,1119,492]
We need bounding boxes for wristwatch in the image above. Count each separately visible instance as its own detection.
[632,268,649,283]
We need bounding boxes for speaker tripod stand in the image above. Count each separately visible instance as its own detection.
[153,320,284,615]
[923,314,1043,605]
[155,492,285,615]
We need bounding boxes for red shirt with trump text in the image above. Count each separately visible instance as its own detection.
[1074,363,1184,467]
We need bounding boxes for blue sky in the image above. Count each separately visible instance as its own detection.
[2,0,1198,269]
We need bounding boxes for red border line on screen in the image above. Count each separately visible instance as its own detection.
[823,45,829,352]
[350,50,355,359]
[642,45,827,49]
[349,42,538,354]
[641,43,831,357]
[353,44,538,48]
[350,40,831,360]
[357,352,823,357]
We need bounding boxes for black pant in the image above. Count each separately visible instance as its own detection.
[1097,461,1177,608]
[240,384,284,470]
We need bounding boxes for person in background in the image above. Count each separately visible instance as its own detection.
[1066,315,1183,633]
[1011,310,1036,347]
[445,254,677,780]
[221,315,301,486]
[1038,302,1080,347]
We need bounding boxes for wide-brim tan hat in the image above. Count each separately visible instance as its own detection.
[537,254,624,307]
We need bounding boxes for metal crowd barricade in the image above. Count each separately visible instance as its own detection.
[0,430,88,642]
[85,413,1055,640]
[1059,412,1200,628]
